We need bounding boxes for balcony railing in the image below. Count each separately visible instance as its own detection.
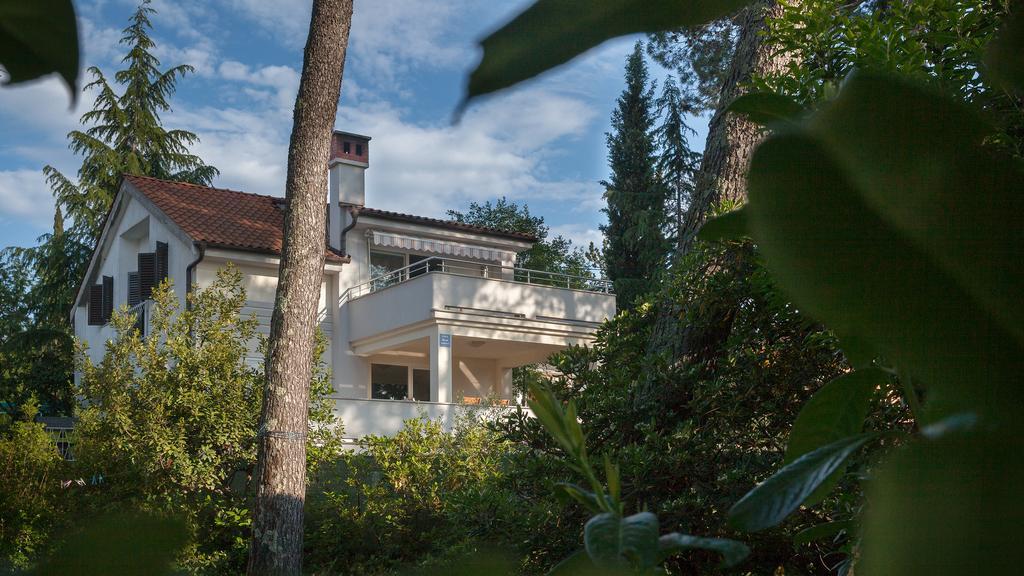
[343,256,613,302]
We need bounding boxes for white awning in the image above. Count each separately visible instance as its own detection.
[368,230,512,263]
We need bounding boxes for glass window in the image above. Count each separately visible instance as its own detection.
[369,251,406,290]
[371,364,408,400]
[412,369,430,401]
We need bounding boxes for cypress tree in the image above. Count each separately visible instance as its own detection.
[655,75,702,250]
[601,41,669,309]
[45,0,218,246]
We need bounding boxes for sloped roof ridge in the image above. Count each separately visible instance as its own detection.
[125,174,537,242]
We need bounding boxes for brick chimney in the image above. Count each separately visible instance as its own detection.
[328,130,370,251]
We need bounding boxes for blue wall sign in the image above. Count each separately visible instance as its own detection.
[439,333,451,347]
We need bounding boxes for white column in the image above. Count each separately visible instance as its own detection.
[430,326,453,403]
[328,274,343,394]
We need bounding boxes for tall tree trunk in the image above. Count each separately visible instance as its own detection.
[639,1,796,407]
[247,1,353,574]
[678,0,793,254]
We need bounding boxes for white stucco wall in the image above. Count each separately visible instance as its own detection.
[74,193,196,366]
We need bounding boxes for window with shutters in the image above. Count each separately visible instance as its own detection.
[128,272,141,307]
[155,241,168,286]
[101,276,113,323]
[88,284,104,325]
[138,252,156,300]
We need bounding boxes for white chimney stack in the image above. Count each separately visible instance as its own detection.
[328,130,370,252]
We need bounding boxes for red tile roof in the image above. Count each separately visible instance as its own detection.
[123,175,535,261]
[125,174,348,263]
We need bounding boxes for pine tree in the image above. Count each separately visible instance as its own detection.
[248,0,353,572]
[45,0,218,246]
[601,41,669,309]
[654,75,701,250]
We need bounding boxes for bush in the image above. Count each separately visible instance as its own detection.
[305,413,573,575]
[73,265,341,573]
[0,400,64,570]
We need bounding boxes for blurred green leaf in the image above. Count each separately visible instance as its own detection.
[35,511,188,575]
[463,0,751,109]
[809,73,1024,350]
[986,10,1024,93]
[697,206,749,242]
[527,381,573,452]
[0,0,79,98]
[785,368,885,505]
[657,533,750,568]
[727,92,805,126]
[861,430,1024,575]
[554,482,601,512]
[745,123,1024,424]
[729,434,875,532]
[793,520,853,546]
[584,511,659,570]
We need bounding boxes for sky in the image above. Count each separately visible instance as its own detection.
[0,0,707,252]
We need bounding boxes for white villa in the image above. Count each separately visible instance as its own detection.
[71,131,616,440]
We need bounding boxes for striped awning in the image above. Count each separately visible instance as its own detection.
[368,230,511,263]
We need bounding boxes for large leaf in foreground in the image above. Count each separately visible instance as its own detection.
[729,434,875,532]
[785,368,885,505]
[584,512,660,570]
[861,431,1024,575]
[0,0,79,96]
[809,74,1024,349]
[463,0,750,106]
[745,128,1024,423]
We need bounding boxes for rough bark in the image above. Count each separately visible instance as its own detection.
[247,1,352,574]
[639,1,797,400]
[678,0,793,254]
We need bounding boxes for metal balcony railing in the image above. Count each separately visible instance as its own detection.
[343,256,613,302]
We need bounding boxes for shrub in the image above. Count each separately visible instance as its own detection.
[73,265,341,573]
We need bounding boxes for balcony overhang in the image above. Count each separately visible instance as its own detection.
[345,268,615,362]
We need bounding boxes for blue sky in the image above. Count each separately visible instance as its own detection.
[0,0,706,251]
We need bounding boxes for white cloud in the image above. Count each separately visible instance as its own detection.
[217,61,300,108]
[0,170,57,230]
[550,222,604,251]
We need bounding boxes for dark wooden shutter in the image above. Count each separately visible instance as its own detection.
[88,284,104,325]
[128,272,141,306]
[155,241,168,286]
[101,275,114,323]
[138,252,156,299]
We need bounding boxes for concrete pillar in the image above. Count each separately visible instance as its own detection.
[327,274,343,394]
[430,326,453,403]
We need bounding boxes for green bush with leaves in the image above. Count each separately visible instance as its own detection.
[306,414,536,574]
[73,265,341,573]
[0,400,64,571]
[467,1,1024,574]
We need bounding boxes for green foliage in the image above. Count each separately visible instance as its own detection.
[752,0,1023,157]
[646,19,739,113]
[654,75,702,246]
[602,42,670,308]
[688,12,1024,573]
[48,0,218,247]
[73,266,340,573]
[0,211,81,418]
[446,198,593,280]
[35,511,189,576]
[305,415,533,574]
[527,382,749,574]
[0,400,63,570]
[462,0,748,108]
[0,0,79,96]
